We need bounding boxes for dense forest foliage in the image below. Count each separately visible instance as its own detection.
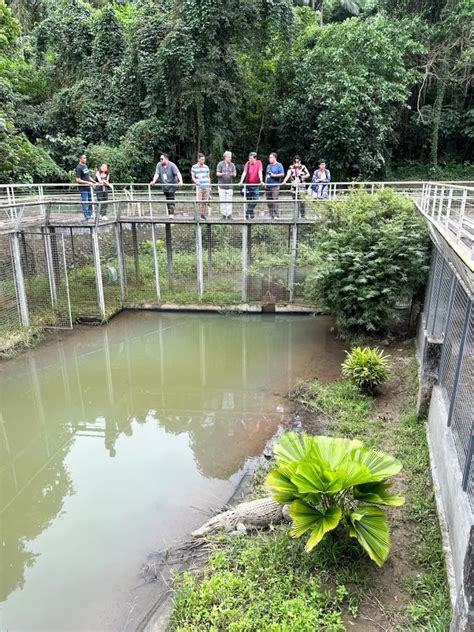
[0,0,472,183]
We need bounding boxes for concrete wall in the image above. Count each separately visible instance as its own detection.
[427,386,473,631]
[417,272,474,631]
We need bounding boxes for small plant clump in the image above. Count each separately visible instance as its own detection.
[342,346,391,394]
[266,433,404,567]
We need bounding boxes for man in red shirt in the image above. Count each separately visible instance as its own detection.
[240,152,263,219]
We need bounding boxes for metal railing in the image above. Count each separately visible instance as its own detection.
[0,180,440,206]
[419,182,474,268]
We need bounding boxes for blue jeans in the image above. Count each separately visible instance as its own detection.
[245,185,259,217]
[80,189,93,219]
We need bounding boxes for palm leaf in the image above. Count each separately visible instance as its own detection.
[310,435,363,469]
[291,461,345,495]
[265,466,300,503]
[349,505,390,566]
[289,501,342,551]
[273,432,313,465]
[354,481,405,506]
[351,446,402,481]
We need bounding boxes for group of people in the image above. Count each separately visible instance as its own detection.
[75,151,331,221]
[151,152,331,220]
[75,154,111,220]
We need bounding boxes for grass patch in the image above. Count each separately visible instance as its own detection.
[0,326,45,359]
[169,352,451,630]
[170,530,366,631]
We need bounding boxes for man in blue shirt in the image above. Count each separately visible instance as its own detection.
[191,153,211,220]
[265,152,284,219]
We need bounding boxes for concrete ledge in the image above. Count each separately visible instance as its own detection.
[427,386,474,630]
[122,303,328,315]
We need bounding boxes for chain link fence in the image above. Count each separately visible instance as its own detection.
[425,245,473,507]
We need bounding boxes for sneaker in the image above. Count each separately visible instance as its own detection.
[101,215,108,221]
[200,214,206,220]
[168,214,174,218]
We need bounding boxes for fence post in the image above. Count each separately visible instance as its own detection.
[289,224,298,302]
[42,227,58,307]
[447,298,471,427]
[431,259,445,332]
[10,232,30,327]
[424,249,438,325]
[91,227,106,320]
[195,220,204,298]
[115,223,126,302]
[151,222,161,302]
[462,433,473,491]
[165,223,173,290]
[241,224,248,302]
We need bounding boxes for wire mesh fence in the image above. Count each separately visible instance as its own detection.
[19,231,72,329]
[203,224,242,304]
[246,223,292,303]
[429,250,474,508]
[0,234,21,353]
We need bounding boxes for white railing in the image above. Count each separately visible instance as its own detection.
[1,180,473,268]
[419,182,474,269]
[0,180,440,205]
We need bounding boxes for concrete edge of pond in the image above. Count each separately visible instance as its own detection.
[122,303,328,315]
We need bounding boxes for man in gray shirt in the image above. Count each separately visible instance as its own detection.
[150,153,183,217]
[216,151,237,219]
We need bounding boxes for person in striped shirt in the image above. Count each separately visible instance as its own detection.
[191,153,211,220]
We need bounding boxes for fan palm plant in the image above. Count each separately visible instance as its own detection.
[265,432,404,566]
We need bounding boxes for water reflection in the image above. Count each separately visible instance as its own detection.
[0,313,344,624]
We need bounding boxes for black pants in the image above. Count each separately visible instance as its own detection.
[96,188,108,216]
[164,190,176,215]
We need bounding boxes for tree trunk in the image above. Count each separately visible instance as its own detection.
[430,62,448,167]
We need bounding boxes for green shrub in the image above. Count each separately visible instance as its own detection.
[342,346,391,394]
[303,189,430,335]
[266,433,404,566]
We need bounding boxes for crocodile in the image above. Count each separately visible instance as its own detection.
[192,497,289,537]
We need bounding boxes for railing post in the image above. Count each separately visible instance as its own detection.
[151,222,161,302]
[91,227,106,320]
[10,232,30,327]
[241,224,248,302]
[437,186,445,221]
[447,298,471,427]
[456,189,467,241]
[446,188,453,224]
[195,220,204,298]
[431,184,438,217]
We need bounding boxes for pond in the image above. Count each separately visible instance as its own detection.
[0,311,344,631]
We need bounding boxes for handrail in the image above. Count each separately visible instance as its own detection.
[1,179,473,190]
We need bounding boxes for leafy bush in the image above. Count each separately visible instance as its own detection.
[303,189,430,335]
[342,346,391,394]
[266,433,404,566]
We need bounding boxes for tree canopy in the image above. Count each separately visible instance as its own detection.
[0,0,472,183]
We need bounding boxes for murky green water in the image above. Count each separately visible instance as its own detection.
[0,312,344,631]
